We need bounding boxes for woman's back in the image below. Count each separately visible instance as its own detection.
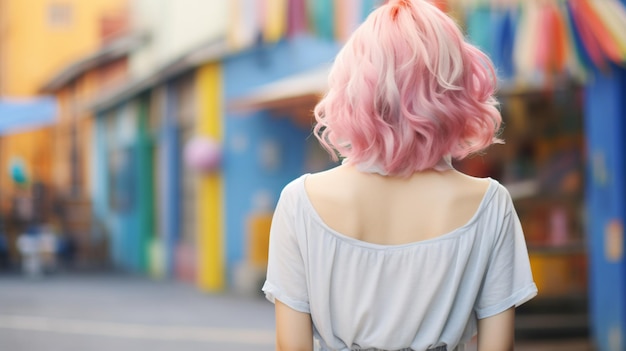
[263,168,537,350]
[304,165,491,246]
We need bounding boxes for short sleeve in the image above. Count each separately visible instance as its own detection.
[474,189,538,319]
[261,183,310,313]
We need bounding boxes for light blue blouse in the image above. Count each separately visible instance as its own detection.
[263,174,537,351]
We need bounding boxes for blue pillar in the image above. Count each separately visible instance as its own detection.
[161,83,181,277]
[585,64,626,350]
[91,114,110,236]
[93,114,113,261]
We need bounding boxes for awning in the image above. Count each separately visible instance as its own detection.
[93,38,231,113]
[0,97,57,135]
[40,34,145,93]
[226,64,566,129]
[229,65,330,127]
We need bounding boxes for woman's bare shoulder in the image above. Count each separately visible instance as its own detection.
[304,164,353,195]
[451,170,492,187]
[305,165,492,198]
[443,171,493,199]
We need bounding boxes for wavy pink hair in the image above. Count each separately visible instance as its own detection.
[313,0,502,177]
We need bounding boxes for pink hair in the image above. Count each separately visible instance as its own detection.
[313,0,502,177]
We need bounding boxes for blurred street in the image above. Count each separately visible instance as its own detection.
[0,273,275,351]
[0,272,593,351]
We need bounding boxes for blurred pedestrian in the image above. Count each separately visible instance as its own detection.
[17,226,42,278]
[262,1,537,350]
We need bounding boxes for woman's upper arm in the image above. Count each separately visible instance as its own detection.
[477,307,515,351]
[275,299,313,351]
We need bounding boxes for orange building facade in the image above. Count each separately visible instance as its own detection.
[0,0,127,97]
[41,34,133,264]
[0,0,127,261]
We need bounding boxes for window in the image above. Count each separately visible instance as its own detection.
[47,3,73,28]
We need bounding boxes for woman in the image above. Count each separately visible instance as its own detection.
[262,0,537,350]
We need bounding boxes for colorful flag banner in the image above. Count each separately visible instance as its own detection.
[228,0,626,81]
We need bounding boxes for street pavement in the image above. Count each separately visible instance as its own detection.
[0,272,275,351]
[0,272,594,351]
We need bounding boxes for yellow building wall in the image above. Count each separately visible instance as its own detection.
[196,63,225,292]
[1,0,127,97]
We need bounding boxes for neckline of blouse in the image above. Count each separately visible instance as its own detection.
[298,174,497,250]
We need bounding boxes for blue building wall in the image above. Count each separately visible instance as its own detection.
[222,36,340,282]
[93,115,111,260]
[585,65,626,351]
[93,103,144,272]
[160,84,181,277]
